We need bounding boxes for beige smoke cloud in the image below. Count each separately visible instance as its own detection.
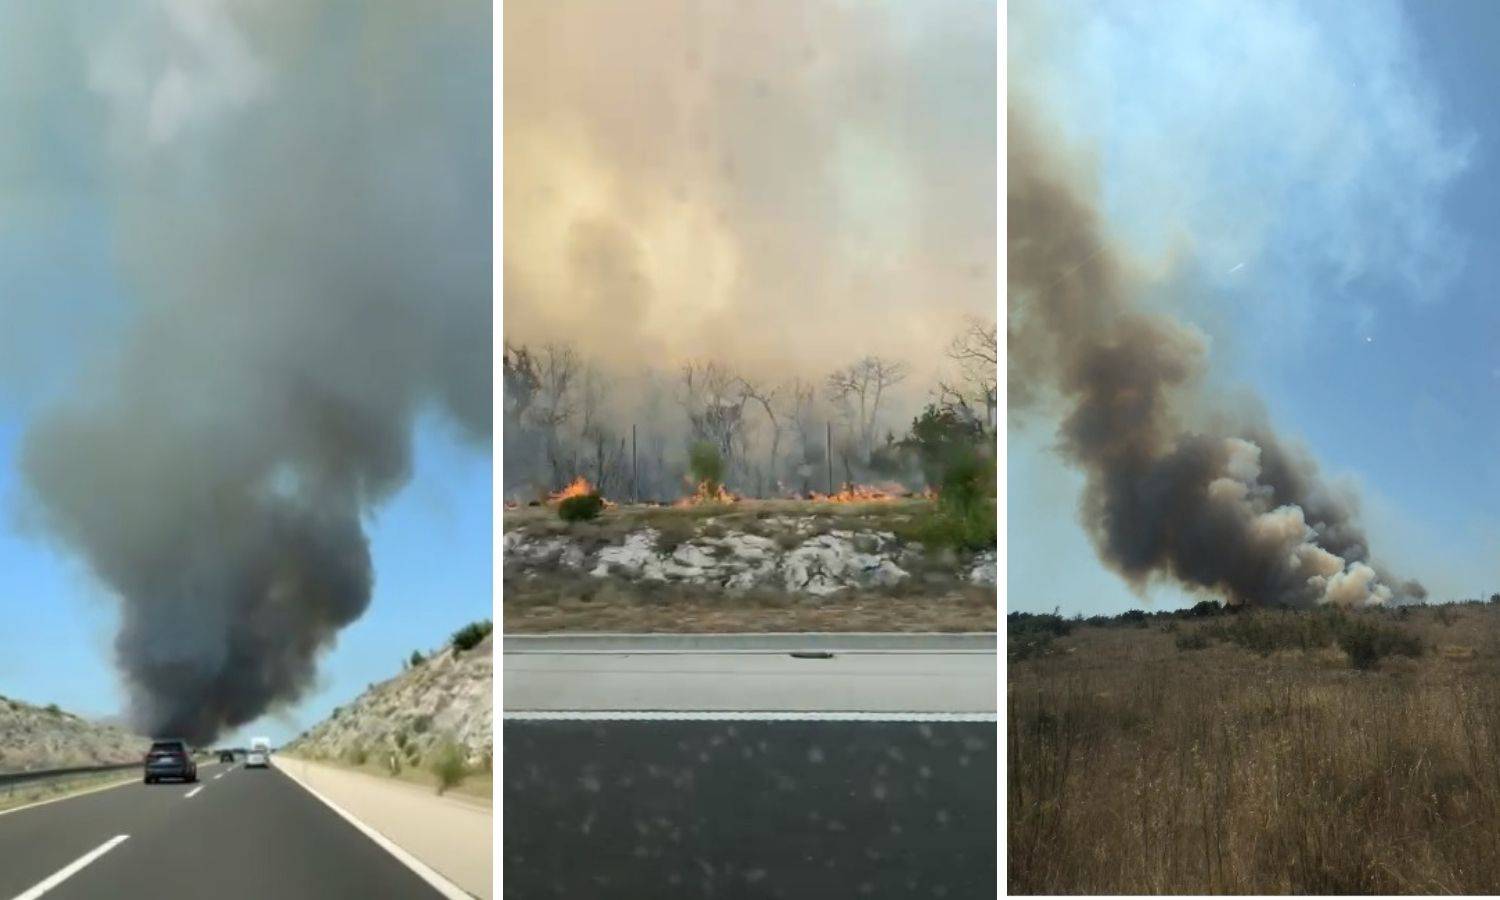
[502,1,995,383]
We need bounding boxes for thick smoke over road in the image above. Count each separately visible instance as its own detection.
[16,2,489,743]
[1009,112,1424,608]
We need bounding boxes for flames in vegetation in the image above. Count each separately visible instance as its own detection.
[808,483,904,503]
[674,481,739,506]
[548,476,615,507]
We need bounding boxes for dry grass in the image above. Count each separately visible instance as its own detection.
[283,751,493,805]
[502,497,931,538]
[504,573,995,633]
[1009,602,1500,893]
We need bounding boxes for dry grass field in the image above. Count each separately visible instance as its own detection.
[1009,601,1500,894]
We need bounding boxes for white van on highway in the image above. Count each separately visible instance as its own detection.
[247,737,271,768]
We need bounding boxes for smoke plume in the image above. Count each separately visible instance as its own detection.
[15,1,489,743]
[1009,111,1424,608]
[503,0,995,384]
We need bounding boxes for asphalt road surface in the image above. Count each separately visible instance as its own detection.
[503,634,998,899]
[503,719,997,899]
[0,761,449,899]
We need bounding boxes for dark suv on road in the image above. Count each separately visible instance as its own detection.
[144,739,197,784]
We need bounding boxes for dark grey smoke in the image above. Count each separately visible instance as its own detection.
[1008,111,1423,609]
[19,2,490,743]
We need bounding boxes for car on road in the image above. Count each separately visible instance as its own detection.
[218,750,235,763]
[144,739,197,784]
[246,736,271,768]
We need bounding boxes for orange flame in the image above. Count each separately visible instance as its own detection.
[674,480,738,506]
[547,476,616,507]
[809,483,903,503]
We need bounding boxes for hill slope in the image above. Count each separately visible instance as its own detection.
[0,694,148,772]
[285,634,492,770]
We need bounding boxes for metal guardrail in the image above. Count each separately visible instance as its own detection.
[0,761,140,789]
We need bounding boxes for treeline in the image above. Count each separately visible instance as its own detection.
[502,317,997,502]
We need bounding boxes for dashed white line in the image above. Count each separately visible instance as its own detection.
[184,786,204,799]
[12,834,129,900]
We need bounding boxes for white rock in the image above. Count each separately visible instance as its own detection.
[969,550,997,587]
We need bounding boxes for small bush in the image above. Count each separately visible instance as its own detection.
[345,743,368,766]
[1008,631,1056,662]
[409,650,425,668]
[44,703,60,715]
[688,442,726,492]
[428,739,469,795]
[558,493,605,521]
[1337,617,1423,670]
[451,619,493,652]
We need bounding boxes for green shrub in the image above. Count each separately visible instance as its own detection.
[1337,617,1423,670]
[1008,611,1071,662]
[1007,611,1073,638]
[345,743,368,766]
[427,739,469,795]
[558,493,605,521]
[409,650,425,668]
[688,442,725,492]
[1008,631,1056,662]
[451,619,493,652]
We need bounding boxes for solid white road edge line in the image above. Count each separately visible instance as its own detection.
[502,710,998,722]
[11,834,129,900]
[0,774,138,820]
[183,786,204,799]
[275,762,472,900]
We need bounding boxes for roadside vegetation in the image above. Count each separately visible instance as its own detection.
[450,619,492,652]
[1009,598,1500,893]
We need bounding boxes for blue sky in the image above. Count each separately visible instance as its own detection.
[1010,0,1500,615]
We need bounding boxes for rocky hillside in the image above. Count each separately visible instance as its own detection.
[284,633,492,769]
[0,694,148,773]
[504,500,997,597]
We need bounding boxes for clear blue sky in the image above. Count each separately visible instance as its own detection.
[1010,0,1500,615]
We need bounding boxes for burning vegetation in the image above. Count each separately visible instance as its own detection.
[548,476,615,507]
[674,480,739,507]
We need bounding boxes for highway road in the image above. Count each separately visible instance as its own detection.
[502,633,998,899]
[0,761,452,899]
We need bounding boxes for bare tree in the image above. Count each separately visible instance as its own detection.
[825,356,909,459]
[502,342,540,423]
[787,378,821,493]
[678,361,747,478]
[740,377,784,496]
[938,316,998,431]
[531,343,581,486]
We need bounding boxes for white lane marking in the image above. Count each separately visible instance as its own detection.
[503,710,998,722]
[275,763,470,900]
[12,834,129,900]
[0,775,137,820]
[183,786,204,799]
